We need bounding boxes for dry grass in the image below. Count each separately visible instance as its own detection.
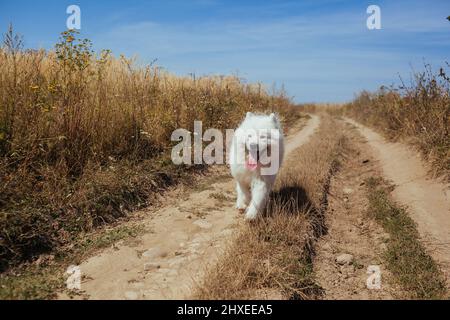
[0,27,299,270]
[299,103,343,115]
[194,116,347,300]
[365,177,447,299]
[344,63,450,180]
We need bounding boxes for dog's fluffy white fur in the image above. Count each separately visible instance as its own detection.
[229,112,284,220]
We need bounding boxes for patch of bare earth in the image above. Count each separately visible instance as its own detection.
[314,122,404,299]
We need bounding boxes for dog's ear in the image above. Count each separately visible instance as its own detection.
[246,112,253,119]
[270,113,281,128]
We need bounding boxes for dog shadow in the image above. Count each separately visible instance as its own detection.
[264,185,312,217]
[263,184,328,238]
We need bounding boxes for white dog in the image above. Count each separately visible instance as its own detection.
[229,112,284,220]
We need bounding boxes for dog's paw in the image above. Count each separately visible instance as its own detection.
[244,209,258,221]
[236,201,247,213]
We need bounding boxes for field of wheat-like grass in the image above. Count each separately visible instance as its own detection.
[0,28,299,270]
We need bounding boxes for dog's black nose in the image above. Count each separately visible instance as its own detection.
[248,143,258,150]
[247,144,260,162]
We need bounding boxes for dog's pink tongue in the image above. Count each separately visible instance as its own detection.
[246,153,258,171]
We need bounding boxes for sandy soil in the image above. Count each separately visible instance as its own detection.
[59,115,320,300]
[346,118,450,286]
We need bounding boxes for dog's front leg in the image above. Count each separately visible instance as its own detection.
[236,181,251,212]
[245,179,269,221]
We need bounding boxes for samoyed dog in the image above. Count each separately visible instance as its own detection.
[229,112,284,221]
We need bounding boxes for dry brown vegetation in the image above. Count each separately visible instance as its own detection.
[195,116,346,299]
[344,64,450,180]
[0,27,298,270]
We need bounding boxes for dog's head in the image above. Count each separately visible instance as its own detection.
[237,112,282,171]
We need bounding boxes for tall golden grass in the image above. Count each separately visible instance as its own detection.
[0,27,298,270]
[344,64,450,180]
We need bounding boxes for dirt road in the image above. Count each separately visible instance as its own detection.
[60,115,320,300]
[314,121,402,299]
[58,114,449,300]
[346,118,450,285]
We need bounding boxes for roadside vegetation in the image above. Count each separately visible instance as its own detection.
[365,177,447,299]
[344,63,450,180]
[0,26,299,272]
[195,116,346,299]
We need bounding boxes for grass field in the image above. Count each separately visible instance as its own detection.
[0,27,299,271]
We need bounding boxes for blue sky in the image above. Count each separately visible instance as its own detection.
[1,0,449,102]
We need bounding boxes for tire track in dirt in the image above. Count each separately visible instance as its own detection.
[345,118,450,286]
[314,121,403,299]
[59,115,320,300]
